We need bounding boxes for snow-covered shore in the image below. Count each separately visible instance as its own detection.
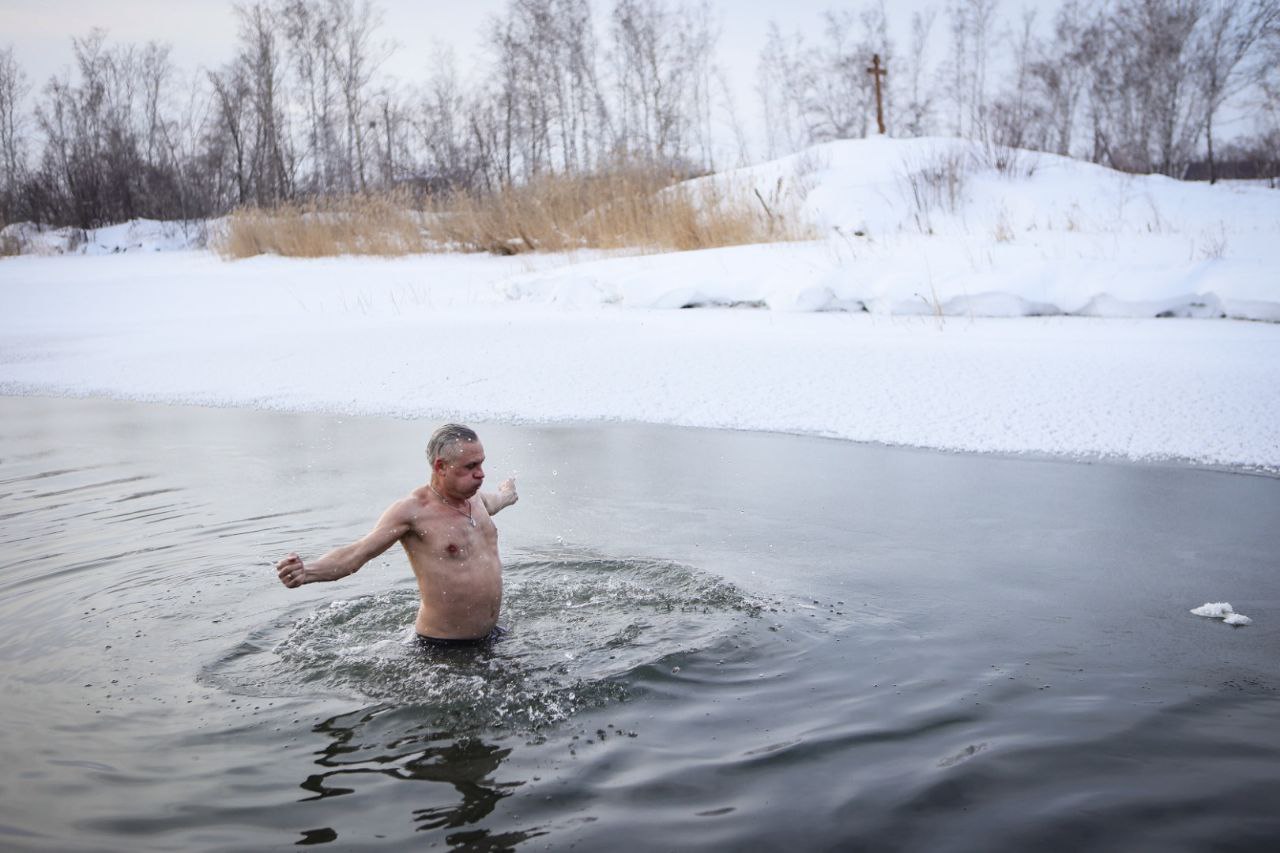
[2,138,1278,469]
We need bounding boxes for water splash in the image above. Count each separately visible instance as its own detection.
[204,555,761,731]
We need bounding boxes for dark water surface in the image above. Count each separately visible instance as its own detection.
[2,396,1278,851]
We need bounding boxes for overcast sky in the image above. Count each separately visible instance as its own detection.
[3,0,963,80]
[3,0,1050,162]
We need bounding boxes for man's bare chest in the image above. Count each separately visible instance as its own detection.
[405,513,496,561]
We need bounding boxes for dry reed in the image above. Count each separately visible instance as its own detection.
[214,166,815,259]
[0,219,25,256]
[211,191,428,259]
[428,167,814,254]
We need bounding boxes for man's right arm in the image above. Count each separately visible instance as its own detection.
[276,501,413,588]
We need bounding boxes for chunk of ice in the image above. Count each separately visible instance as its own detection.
[1191,601,1252,626]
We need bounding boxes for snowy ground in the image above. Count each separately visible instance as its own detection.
[2,138,1278,470]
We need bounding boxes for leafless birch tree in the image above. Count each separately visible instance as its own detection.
[1194,0,1277,182]
[0,46,30,220]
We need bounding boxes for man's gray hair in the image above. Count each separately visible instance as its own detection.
[427,423,479,464]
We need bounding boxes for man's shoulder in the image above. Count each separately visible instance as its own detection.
[382,492,428,525]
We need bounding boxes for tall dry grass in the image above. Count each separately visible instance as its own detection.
[213,166,815,259]
[211,191,428,259]
[0,218,26,256]
[429,167,814,254]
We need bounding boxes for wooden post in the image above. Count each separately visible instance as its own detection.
[866,54,887,135]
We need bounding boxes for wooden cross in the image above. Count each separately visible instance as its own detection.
[866,54,887,135]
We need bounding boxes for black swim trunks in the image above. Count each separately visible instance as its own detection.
[415,625,508,649]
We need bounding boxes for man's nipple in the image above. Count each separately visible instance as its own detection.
[447,543,459,555]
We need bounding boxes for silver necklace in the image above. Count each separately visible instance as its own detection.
[430,485,476,527]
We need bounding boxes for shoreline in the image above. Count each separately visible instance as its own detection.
[6,390,1276,480]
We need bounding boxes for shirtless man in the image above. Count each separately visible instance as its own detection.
[275,424,518,644]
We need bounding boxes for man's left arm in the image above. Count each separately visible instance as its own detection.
[481,477,519,515]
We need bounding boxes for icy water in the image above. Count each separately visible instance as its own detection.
[2,396,1278,852]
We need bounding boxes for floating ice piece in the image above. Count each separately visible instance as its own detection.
[1190,602,1252,626]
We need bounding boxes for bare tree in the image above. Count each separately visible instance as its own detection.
[234,2,294,204]
[1194,0,1277,182]
[208,62,252,205]
[609,0,717,169]
[567,0,612,172]
[966,0,998,136]
[369,85,413,186]
[684,2,719,168]
[30,30,157,226]
[900,7,939,137]
[714,65,751,166]
[280,0,340,193]
[133,41,195,218]
[985,7,1038,150]
[322,0,389,192]
[1259,6,1280,183]
[943,0,998,138]
[756,21,810,157]
[162,67,218,221]
[139,43,173,170]
[943,0,969,136]
[1027,0,1092,156]
[804,6,893,141]
[416,47,475,190]
[484,0,607,180]
[486,10,528,184]
[1083,0,1209,176]
[0,46,30,221]
[755,4,893,152]
[1257,82,1280,185]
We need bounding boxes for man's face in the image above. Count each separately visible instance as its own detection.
[437,439,485,498]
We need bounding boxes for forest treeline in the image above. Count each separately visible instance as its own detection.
[0,0,1277,231]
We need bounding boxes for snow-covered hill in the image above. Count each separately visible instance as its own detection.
[6,137,1277,321]
[505,137,1280,320]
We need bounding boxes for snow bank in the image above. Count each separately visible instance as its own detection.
[2,219,207,255]
[499,137,1280,321]
[5,138,1279,321]
[3,249,1279,469]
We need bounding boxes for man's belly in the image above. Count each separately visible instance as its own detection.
[412,564,503,640]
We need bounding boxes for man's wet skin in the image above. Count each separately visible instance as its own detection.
[275,425,518,640]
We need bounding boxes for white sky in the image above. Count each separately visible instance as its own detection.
[3,0,956,85]
[3,0,965,160]
[2,1,1262,164]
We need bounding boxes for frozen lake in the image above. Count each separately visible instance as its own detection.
[1,395,1277,850]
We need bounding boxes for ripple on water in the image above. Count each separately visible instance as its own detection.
[203,555,763,731]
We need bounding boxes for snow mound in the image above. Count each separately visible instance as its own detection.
[1191,602,1252,626]
[496,137,1280,321]
[1,219,207,255]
